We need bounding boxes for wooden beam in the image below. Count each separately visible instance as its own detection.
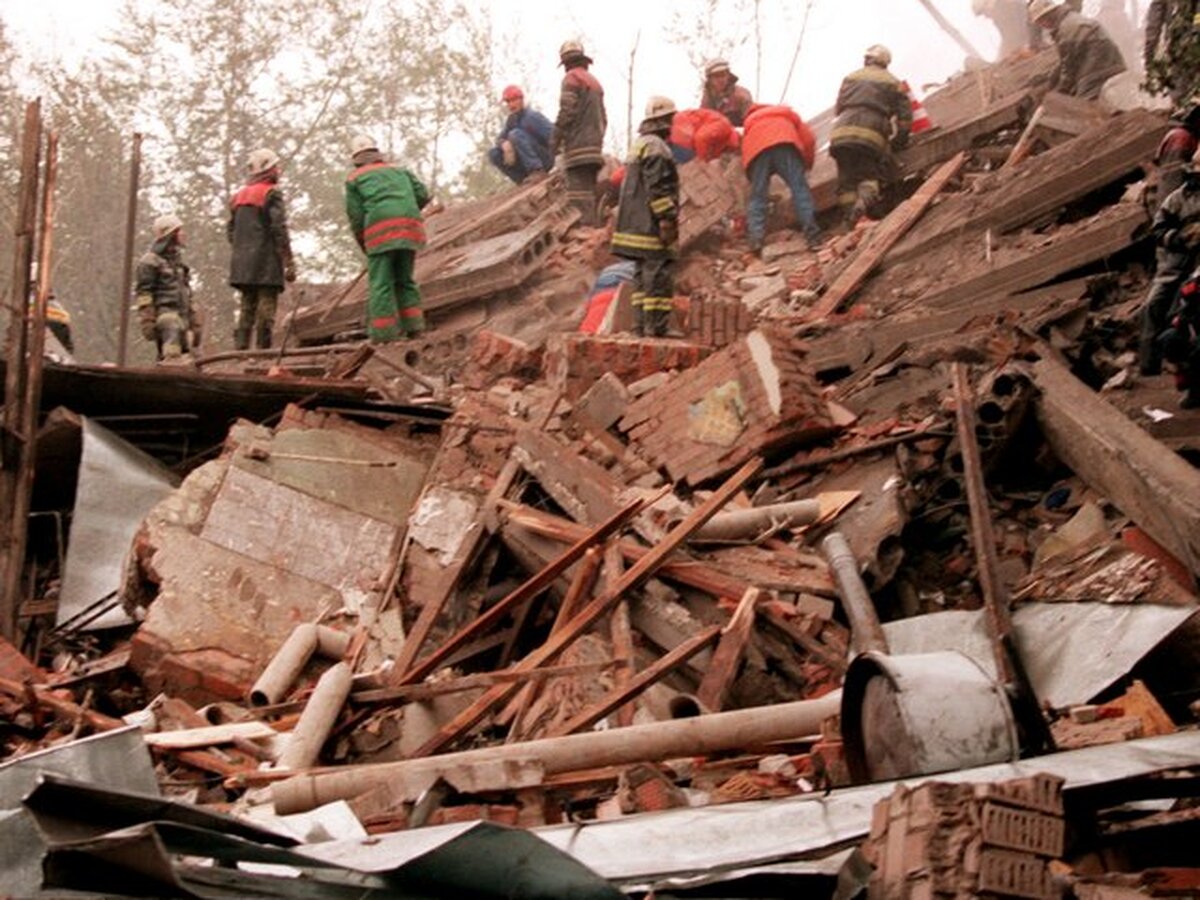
[696,588,760,712]
[546,625,722,737]
[808,152,966,322]
[411,458,763,757]
[1029,351,1200,573]
[398,495,645,685]
[605,540,636,727]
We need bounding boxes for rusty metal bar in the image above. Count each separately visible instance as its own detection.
[0,101,41,641]
[117,132,141,367]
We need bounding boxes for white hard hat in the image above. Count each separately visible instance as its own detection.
[864,44,892,67]
[247,148,279,175]
[644,95,678,120]
[350,134,378,157]
[1028,0,1061,23]
[153,214,182,240]
[559,39,592,65]
[704,58,731,78]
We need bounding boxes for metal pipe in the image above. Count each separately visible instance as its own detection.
[277,661,352,771]
[250,625,319,707]
[272,691,842,814]
[315,625,352,660]
[117,133,141,367]
[820,532,889,655]
[690,499,821,543]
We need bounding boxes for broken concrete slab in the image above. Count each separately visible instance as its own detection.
[545,335,712,402]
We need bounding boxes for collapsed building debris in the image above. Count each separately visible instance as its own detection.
[4,47,1200,900]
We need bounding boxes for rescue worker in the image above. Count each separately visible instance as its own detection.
[699,59,754,127]
[1155,99,1200,209]
[669,107,739,164]
[741,103,822,254]
[1028,0,1127,100]
[1145,0,1200,101]
[135,214,199,363]
[552,40,607,226]
[829,44,912,226]
[611,96,681,338]
[1139,147,1200,375]
[972,0,1041,57]
[488,85,554,184]
[344,135,439,343]
[228,147,295,351]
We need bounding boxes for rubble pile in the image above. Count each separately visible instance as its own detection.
[4,49,1200,899]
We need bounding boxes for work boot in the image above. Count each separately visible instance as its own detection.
[1183,390,1200,409]
[805,230,824,251]
[632,305,645,337]
[234,324,252,351]
[256,323,273,350]
[647,309,670,338]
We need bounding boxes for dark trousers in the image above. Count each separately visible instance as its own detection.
[1139,247,1195,374]
[487,129,552,184]
[746,144,821,247]
[566,164,601,226]
[630,255,673,337]
[831,142,894,222]
[235,286,280,350]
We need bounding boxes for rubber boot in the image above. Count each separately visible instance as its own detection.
[234,324,252,351]
[632,304,645,337]
[257,322,273,350]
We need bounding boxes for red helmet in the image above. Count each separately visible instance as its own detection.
[501,85,524,102]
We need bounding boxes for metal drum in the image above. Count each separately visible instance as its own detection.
[842,650,1019,783]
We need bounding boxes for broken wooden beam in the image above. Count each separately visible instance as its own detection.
[412,458,763,757]
[398,495,646,686]
[696,588,761,712]
[1028,351,1200,574]
[808,152,966,322]
[547,625,722,737]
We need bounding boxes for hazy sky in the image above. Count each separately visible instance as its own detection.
[0,0,1149,149]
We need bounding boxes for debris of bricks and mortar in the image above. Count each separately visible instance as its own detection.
[5,47,1200,899]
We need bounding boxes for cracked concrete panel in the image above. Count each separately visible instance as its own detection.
[688,381,746,447]
[232,426,429,528]
[201,466,396,595]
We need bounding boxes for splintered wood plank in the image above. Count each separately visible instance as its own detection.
[411,458,762,757]
[546,625,722,737]
[696,588,761,712]
[605,540,636,727]
[808,153,966,322]
[398,496,644,686]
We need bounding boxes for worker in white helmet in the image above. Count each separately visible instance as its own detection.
[135,214,200,363]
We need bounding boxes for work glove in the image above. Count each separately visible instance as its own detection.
[501,140,517,167]
[136,296,156,341]
[284,259,297,283]
[891,131,910,151]
[658,218,679,247]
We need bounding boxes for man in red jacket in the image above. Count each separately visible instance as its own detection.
[741,104,822,254]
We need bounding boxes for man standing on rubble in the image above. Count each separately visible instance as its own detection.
[699,59,754,128]
[829,44,912,227]
[488,85,554,185]
[552,40,607,226]
[611,96,680,338]
[1139,148,1200,376]
[135,214,200,363]
[1028,0,1127,100]
[741,103,822,254]
[228,148,296,351]
[344,135,440,344]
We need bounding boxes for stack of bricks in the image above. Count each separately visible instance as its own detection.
[684,294,755,347]
[618,327,834,486]
[544,334,712,401]
[460,329,544,390]
[862,774,1065,900]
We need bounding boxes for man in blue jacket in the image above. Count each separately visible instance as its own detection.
[488,85,554,184]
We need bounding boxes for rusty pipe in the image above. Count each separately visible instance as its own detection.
[277,661,352,771]
[690,499,821,543]
[821,532,889,656]
[272,691,842,814]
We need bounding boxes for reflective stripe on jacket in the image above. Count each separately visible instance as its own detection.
[611,132,679,260]
[829,66,911,155]
[345,160,429,255]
